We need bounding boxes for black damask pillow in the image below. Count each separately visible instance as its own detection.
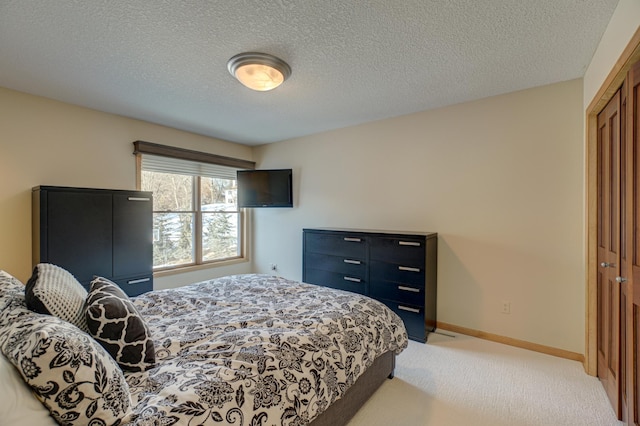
[85,277,155,372]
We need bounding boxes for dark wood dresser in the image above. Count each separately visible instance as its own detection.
[32,186,153,296]
[303,228,437,342]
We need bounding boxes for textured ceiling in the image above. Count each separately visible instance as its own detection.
[0,1,619,145]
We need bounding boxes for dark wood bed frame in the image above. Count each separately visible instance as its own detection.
[310,351,395,426]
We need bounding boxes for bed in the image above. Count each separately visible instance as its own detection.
[0,270,408,426]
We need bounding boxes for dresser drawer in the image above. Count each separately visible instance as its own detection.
[370,281,424,306]
[304,252,366,275]
[304,268,367,295]
[370,236,426,265]
[304,232,366,258]
[378,298,425,342]
[370,260,425,286]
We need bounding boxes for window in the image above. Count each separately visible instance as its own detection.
[134,141,255,271]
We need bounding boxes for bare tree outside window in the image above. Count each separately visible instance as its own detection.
[141,171,241,269]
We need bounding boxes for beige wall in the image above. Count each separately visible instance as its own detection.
[0,87,253,285]
[253,79,585,353]
[583,0,640,109]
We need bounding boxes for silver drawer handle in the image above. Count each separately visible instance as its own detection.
[399,241,421,247]
[344,276,361,283]
[128,197,151,202]
[344,259,361,265]
[398,305,420,313]
[398,285,420,293]
[127,278,151,284]
[398,266,420,272]
[343,237,361,242]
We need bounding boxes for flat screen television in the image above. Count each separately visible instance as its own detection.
[237,169,293,208]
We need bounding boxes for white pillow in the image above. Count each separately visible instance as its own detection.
[0,271,56,424]
[0,343,57,426]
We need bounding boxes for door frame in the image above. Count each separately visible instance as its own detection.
[586,27,640,376]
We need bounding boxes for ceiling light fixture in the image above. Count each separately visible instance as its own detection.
[227,52,291,91]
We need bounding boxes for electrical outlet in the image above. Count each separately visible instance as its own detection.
[270,263,277,271]
[501,301,511,314]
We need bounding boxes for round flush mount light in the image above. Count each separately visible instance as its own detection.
[227,52,292,91]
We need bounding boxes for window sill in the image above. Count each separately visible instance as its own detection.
[153,257,250,278]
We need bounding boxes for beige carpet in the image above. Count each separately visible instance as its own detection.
[348,331,623,426]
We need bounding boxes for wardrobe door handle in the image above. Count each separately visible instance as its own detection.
[343,237,361,242]
[398,266,420,272]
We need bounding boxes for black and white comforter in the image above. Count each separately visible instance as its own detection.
[124,274,408,425]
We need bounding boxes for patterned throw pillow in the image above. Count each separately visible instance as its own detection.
[0,270,23,289]
[1,314,132,425]
[85,277,155,372]
[24,264,89,332]
[0,271,30,349]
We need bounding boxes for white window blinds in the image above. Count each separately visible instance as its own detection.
[141,155,239,179]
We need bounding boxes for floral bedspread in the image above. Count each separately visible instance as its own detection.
[125,274,408,426]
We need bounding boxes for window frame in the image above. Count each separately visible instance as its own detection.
[133,141,255,274]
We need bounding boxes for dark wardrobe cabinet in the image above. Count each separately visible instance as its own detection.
[32,186,153,296]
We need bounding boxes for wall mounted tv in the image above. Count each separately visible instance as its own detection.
[237,169,293,208]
